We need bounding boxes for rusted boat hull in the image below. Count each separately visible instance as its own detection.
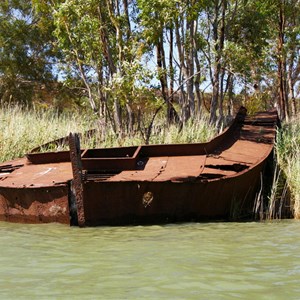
[0,185,69,224]
[80,164,265,226]
[0,158,71,224]
[0,107,279,226]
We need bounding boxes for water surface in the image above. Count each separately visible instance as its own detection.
[1,220,300,299]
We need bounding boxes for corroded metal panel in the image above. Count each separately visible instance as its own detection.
[80,161,265,226]
[0,154,72,224]
[0,185,69,223]
[77,109,278,226]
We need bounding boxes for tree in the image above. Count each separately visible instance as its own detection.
[2,0,299,123]
[0,0,56,104]
[275,0,300,119]
[36,0,159,134]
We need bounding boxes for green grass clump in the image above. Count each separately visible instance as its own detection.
[276,116,300,218]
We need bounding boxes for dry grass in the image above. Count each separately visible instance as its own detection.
[0,105,97,162]
[0,105,216,162]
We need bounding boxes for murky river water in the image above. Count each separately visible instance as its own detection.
[1,220,300,299]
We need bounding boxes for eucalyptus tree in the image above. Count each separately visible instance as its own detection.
[274,0,300,119]
[285,0,300,115]
[224,0,272,108]
[35,0,115,116]
[174,0,204,121]
[0,0,56,104]
[249,0,300,120]
[204,0,228,124]
[45,0,105,113]
[4,0,298,125]
[35,0,155,134]
[199,0,284,122]
[196,0,243,124]
[137,0,178,122]
[138,0,207,123]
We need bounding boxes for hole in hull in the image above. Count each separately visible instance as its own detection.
[206,163,248,172]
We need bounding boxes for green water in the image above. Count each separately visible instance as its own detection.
[0,221,300,300]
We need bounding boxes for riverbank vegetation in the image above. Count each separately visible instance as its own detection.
[0,105,217,162]
[276,116,300,218]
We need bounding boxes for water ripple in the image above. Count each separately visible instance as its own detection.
[1,221,300,299]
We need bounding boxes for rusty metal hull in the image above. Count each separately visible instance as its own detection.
[81,164,265,226]
[0,107,278,226]
[0,185,70,224]
[0,159,71,224]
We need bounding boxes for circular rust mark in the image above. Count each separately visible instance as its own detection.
[142,192,153,208]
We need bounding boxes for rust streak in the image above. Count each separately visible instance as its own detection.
[69,133,85,227]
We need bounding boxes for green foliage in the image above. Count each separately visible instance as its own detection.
[104,55,159,108]
[244,92,271,115]
[0,0,58,104]
[1,0,300,126]
[223,0,274,85]
[137,0,178,42]
[276,118,300,165]
[52,0,104,67]
[152,115,217,145]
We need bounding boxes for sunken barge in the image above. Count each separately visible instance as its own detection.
[0,107,279,226]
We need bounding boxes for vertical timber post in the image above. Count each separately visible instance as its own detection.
[69,133,85,227]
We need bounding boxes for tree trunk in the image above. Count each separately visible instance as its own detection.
[114,98,122,135]
[193,17,202,116]
[168,27,175,123]
[156,27,170,122]
[218,0,226,123]
[98,4,122,132]
[194,57,202,116]
[288,61,297,115]
[277,1,287,120]
[126,102,134,135]
[175,17,190,122]
[209,0,227,125]
[227,74,234,118]
[186,17,195,117]
[209,1,221,124]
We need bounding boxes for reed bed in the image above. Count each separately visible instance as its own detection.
[0,105,97,162]
[275,116,300,218]
[0,105,217,162]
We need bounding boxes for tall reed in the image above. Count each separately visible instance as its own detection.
[0,105,97,162]
[275,116,300,218]
[0,105,217,162]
